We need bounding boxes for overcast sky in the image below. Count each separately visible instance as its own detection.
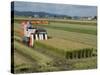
[13,1,97,17]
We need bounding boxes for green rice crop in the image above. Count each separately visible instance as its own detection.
[35,23,97,35]
[14,41,53,66]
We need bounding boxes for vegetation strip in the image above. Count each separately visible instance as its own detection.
[35,41,95,59]
[14,35,96,59]
[14,18,97,26]
[34,24,96,35]
[14,41,54,65]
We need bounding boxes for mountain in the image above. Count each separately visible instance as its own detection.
[12,10,72,19]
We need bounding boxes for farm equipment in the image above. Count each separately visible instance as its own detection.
[21,20,48,47]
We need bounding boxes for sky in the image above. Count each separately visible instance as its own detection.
[13,1,97,17]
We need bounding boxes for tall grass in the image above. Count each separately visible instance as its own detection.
[35,41,66,58]
[49,20,97,25]
[14,37,60,73]
[66,48,94,59]
[13,20,97,72]
[34,24,96,35]
[14,41,54,66]
[35,41,95,59]
[46,28,97,47]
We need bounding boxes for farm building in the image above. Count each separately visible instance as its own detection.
[22,21,48,47]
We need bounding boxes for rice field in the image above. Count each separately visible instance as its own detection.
[12,17,97,73]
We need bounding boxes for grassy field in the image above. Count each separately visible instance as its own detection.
[12,17,97,73]
[35,23,96,35]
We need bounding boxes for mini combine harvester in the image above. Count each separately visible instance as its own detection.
[21,20,48,47]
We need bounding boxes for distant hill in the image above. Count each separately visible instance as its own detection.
[14,11,55,17]
[11,10,72,19]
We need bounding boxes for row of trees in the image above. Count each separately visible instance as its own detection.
[33,14,97,20]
